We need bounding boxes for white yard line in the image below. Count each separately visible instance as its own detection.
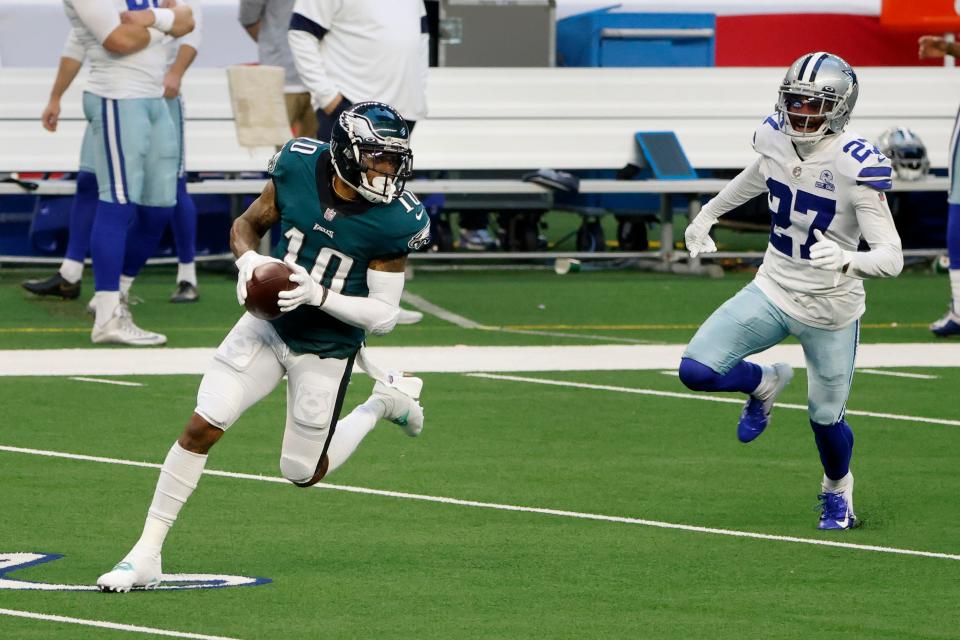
[857,369,939,380]
[69,376,144,387]
[0,607,241,640]
[2,444,959,562]
[4,344,960,376]
[467,373,960,427]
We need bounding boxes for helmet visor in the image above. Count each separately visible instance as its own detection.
[780,92,838,133]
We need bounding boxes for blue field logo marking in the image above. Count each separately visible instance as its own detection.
[0,553,271,591]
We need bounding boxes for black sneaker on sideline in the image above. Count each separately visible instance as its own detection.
[22,273,81,299]
[170,281,199,303]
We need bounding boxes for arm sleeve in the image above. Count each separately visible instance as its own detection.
[320,270,404,336]
[178,0,203,51]
[845,186,904,279]
[696,158,767,224]
[288,0,341,109]
[72,0,121,44]
[62,28,87,63]
[238,0,266,27]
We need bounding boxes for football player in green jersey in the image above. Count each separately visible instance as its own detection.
[97,102,431,592]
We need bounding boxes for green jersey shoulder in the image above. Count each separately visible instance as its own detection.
[264,137,430,358]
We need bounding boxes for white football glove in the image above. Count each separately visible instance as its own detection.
[277,258,327,312]
[235,250,283,305]
[809,229,852,273]
[684,216,717,258]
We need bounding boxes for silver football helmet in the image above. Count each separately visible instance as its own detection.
[876,127,929,181]
[776,52,859,142]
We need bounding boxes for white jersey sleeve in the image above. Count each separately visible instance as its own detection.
[62,28,87,63]
[289,0,343,110]
[698,157,766,223]
[69,0,120,44]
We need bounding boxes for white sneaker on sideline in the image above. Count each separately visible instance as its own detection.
[91,306,166,346]
[396,308,423,325]
[96,551,162,592]
[372,373,424,437]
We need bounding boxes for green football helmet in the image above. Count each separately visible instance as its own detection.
[330,101,413,204]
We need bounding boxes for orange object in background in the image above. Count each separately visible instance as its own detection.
[881,0,960,31]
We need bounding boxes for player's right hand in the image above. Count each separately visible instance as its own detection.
[684,218,717,258]
[235,250,283,305]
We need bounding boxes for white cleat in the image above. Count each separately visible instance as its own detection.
[396,308,423,325]
[372,372,424,437]
[96,552,162,593]
[91,306,166,346]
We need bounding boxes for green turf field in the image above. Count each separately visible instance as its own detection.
[2,265,960,639]
[0,266,953,348]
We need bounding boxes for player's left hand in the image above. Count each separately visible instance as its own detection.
[278,258,327,312]
[809,229,850,273]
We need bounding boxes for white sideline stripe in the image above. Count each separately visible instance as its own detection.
[467,373,960,427]
[0,607,240,640]
[4,343,960,376]
[857,369,939,380]
[2,444,959,562]
[69,376,144,387]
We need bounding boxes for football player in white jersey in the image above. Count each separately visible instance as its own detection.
[680,52,903,530]
[63,0,193,345]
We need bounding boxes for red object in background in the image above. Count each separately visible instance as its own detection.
[716,14,947,66]
[881,0,960,32]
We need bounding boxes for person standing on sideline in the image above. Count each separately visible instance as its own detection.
[23,2,203,306]
[679,53,903,530]
[919,35,960,336]
[238,0,317,138]
[21,29,99,301]
[287,0,428,142]
[61,0,193,345]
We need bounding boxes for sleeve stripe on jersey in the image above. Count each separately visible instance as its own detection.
[763,116,780,130]
[289,13,328,40]
[858,166,892,178]
[857,179,893,190]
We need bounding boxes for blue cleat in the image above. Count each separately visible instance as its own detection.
[737,362,793,443]
[817,491,858,530]
[930,307,960,337]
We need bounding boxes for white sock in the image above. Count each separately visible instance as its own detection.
[132,442,208,556]
[59,259,84,284]
[324,402,381,475]
[950,270,960,314]
[751,364,777,399]
[821,471,854,513]
[177,262,197,287]
[119,275,135,297]
[94,291,121,326]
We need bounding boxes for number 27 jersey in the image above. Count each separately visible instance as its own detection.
[267,138,430,358]
[751,116,896,329]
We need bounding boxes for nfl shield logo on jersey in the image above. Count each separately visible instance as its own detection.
[323,208,337,221]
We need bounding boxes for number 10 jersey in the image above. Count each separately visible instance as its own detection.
[267,138,430,357]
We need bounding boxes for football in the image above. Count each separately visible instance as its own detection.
[244,262,296,320]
